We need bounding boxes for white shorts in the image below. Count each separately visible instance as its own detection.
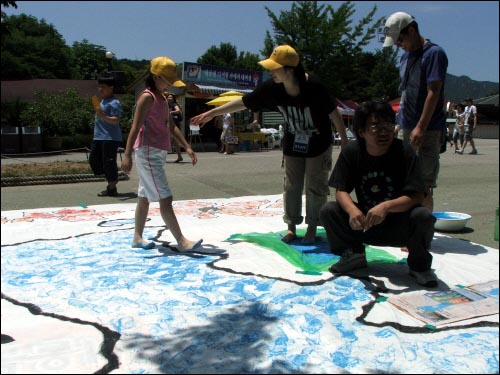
[134,146,171,202]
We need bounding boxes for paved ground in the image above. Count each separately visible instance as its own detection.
[1,139,499,249]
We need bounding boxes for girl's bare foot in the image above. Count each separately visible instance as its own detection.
[177,239,203,252]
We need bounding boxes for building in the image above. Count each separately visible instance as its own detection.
[1,79,98,104]
[473,94,499,139]
[128,62,266,142]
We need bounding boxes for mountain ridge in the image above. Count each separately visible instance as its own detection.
[445,73,499,102]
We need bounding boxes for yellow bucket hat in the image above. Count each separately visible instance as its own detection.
[150,56,185,88]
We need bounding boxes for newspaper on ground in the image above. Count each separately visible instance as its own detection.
[388,280,499,326]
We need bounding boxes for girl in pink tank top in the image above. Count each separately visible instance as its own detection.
[133,88,172,152]
[121,56,203,253]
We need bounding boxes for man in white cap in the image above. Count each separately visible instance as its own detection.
[383,12,448,211]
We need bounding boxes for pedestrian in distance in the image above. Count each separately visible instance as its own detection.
[213,114,224,152]
[221,112,236,155]
[121,56,203,252]
[319,101,437,287]
[89,76,123,197]
[191,45,348,244]
[457,97,478,155]
[383,11,448,212]
[452,103,465,153]
[165,92,184,162]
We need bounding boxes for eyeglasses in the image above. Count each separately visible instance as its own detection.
[368,123,396,134]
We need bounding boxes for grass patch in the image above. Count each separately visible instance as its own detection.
[1,161,93,178]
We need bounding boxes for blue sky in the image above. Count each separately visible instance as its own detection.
[4,1,499,83]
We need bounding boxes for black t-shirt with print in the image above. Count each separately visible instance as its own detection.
[242,74,336,157]
[329,138,425,213]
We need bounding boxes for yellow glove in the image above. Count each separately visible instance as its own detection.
[91,95,101,111]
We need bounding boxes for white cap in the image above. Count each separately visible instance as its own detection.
[383,12,415,47]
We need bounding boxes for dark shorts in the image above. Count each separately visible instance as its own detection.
[464,125,474,141]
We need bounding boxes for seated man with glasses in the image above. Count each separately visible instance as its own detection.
[319,101,437,287]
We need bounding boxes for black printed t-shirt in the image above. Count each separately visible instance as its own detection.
[329,139,425,213]
[242,74,336,157]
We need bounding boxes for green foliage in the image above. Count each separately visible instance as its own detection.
[114,59,149,87]
[365,49,400,100]
[1,13,148,85]
[235,51,261,71]
[261,31,275,58]
[1,14,71,79]
[118,93,137,134]
[264,1,399,101]
[1,0,18,41]
[70,39,107,79]
[60,134,93,150]
[198,42,263,71]
[1,99,28,127]
[198,42,237,66]
[20,89,94,136]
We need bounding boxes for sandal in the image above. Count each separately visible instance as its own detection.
[97,186,118,197]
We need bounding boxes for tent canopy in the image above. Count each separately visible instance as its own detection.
[336,98,359,116]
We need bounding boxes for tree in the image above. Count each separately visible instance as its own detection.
[1,10,157,87]
[235,51,261,71]
[114,58,150,86]
[364,49,400,100]
[198,42,263,71]
[1,0,17,45]
[263,1,399,102]
[198,42,238,67]
[0,98,27,128]
[1,14,71,80]
[70,39,107,80]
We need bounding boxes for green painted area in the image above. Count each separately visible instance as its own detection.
[229,228,403,273]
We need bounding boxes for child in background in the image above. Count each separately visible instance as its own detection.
[89,76,123,197]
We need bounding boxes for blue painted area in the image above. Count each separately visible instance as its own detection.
[1,227,498,373]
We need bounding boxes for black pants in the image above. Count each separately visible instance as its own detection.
[89,140,121,183]
[319,201,435,272]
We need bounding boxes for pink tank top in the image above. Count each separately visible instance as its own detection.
[133,89,172,152]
